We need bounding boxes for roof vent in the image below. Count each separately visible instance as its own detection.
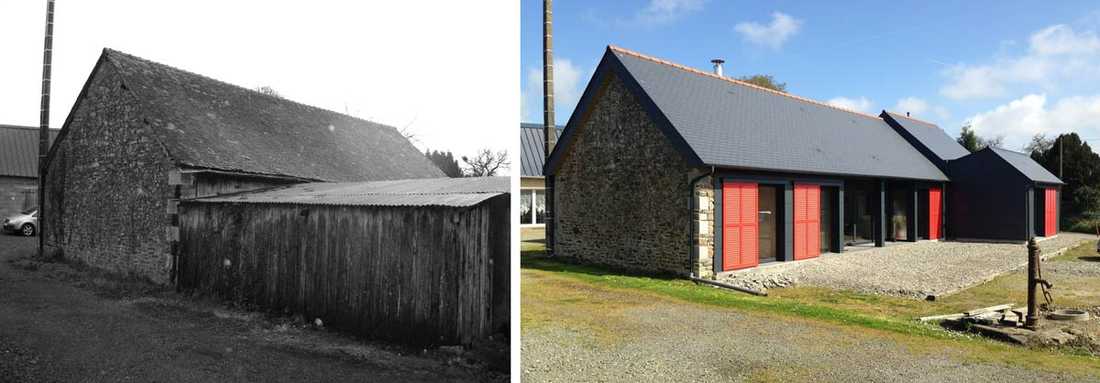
[710,59,725,77]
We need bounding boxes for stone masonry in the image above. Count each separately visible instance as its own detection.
[43,62,177,283]
[554,72,696,275]
[694,175,716,279]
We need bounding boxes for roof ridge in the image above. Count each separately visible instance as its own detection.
[885,111,940,127]
[102,48,402,136]
[607,45,882,121]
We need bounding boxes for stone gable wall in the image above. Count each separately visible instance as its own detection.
[553,72,695,275]
[43,63,177,283]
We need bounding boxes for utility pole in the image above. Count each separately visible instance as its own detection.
[38,0,55,258]
[543,0,556,256]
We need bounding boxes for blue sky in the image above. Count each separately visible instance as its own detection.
[521,0,1100,149]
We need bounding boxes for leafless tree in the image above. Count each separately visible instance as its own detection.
[461,149,509,177]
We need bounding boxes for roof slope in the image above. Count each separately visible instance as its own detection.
[882,112,969,161]
[99,49,443,182]
[0,125,59,178]
[520,123,561,177]
[599,47,947,181]
[194,176,509,207]
[989,147,1063,184]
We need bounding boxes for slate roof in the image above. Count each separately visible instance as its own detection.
[0,125,59,178]
[193,176,509,207]
[520,122,561,177]
[74,49,444,182]
[882,112,970,161]
[551,46,948,181]
[988,147,1063,184]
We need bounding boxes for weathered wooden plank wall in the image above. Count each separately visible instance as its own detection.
[177,195,507,346]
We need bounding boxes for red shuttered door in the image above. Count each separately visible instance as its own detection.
[928,187,942,239]
[1044,188,1057,237]
[722,182,759,271]
[793,184,821,261]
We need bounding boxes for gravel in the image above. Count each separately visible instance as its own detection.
[718,233,1093,298]
[522,293,1098,382]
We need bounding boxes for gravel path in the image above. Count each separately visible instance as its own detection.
[521,270,1100,382]
[719,233,1093,298]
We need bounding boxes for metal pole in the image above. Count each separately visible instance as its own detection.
[542,0,556,256]
[1025,237,1040,330]
[38,0,55,258]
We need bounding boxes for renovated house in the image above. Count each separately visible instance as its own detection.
[0,125,58,219]
[544,46,1060,279]
[518,123,561,228]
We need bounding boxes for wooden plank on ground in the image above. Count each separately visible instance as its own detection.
[964,304,1014,317]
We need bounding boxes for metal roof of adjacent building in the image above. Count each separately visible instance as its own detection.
[600,46,948,181]
[882,112,970,161]
[192,176,509,207]
[78,49,444,182]
[988,147,1063,184]
[520,123,561,177]
[0,125,59,178]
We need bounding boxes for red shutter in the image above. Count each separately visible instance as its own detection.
[722,182,758,271]
[1044,188,1057,237]
[928,187,942,239]
[793,184,821,261]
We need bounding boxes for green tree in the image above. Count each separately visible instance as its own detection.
[736,74,786,92]
[424,149,463,178]
[1029,133,1100,216]
[956,124,1003,153]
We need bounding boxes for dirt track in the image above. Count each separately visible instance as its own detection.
[0,235,503,382]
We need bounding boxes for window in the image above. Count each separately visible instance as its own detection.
[520,191,532,224]
[520,188,547,225]
[534,190,546,224]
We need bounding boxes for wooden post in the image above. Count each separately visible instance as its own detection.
[38,0,56,258]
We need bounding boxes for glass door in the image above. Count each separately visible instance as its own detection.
[758,185,779,263]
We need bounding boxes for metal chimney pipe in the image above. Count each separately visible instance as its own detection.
[711,59,725,77]
[38,0,55,259]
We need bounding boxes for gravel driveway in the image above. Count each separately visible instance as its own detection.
[521,267,1100,382]
[719,233,1093,299]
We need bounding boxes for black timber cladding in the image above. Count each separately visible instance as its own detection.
[65,48,444,182]
[519,123,561,177]
[0,125,59,178]
[947,148,1033,240]
[547,46,948,181]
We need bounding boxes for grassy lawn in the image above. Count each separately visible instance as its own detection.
[521,240,1100,376]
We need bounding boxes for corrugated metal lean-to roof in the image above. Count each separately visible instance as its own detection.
[193,177,510,207]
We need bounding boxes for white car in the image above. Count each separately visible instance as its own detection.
[2,209,38,236]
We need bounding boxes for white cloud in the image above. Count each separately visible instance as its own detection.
[967,93,1100,149]
[734,12,802,50]
[941,24,1100,100]
[826,96,874,113]
[521,58,585,124]
[631,0,706,26]
[893,97,929,116]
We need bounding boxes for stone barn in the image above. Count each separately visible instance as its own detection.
[43,48,444,284]
[177,177,510,345]
[0,125,58,219]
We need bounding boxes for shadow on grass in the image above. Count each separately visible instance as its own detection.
[1078,256,1100,262]
[520,252,680,281]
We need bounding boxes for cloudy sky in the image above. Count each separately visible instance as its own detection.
[521,0,1100,150]
[0,1,516,166]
